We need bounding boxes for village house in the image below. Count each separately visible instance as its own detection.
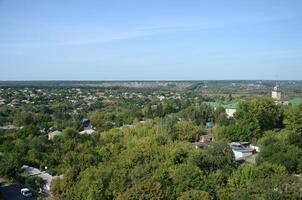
[224,102,239,118]
[21,165,63,194]
[203,101,239,118]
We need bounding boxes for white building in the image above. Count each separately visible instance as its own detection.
[224,103,239,118]
[229,142,260,160]
[272,85,282,101]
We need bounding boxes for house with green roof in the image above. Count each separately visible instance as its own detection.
[203,101,239,118]
[224,102,239,110]
[224,102,239,118]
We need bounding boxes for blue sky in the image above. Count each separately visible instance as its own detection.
[0,0,302,80]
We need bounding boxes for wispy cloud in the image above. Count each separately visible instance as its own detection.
[0,24,200,48]
[54,24,196,46]
[0,12,300,48]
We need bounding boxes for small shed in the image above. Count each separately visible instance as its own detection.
[229,142,259,160]
[232,148,254,160]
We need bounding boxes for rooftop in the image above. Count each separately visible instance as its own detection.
[288,98,302,107]
[224,102,239,109]
[203,101,239,110]
[21,165,63,193]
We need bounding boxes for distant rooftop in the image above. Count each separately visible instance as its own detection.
[288,98,302,107]
[224,102,239,109]
[203,101,239,110]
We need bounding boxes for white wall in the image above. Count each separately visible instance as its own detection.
[272,91,281,100]
[225,108,236,118]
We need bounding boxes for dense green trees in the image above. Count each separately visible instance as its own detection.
[284,104,302,134]
[13,111,52,130]
[48,120,301,199]
[117,179,166,200]
[218,162,300,199]
[25,176,46,191]
[177,190,211,200]
[1,86,302,199]
[198,142,234,172]
[257,130,302,174]
[142,100,182,119]
[178,104,214,126]
[218,118,260,141]
[284,104,302,149]
[235,97,281,131]
[218,97,281,141]
[0,153,23,178]
[173,121,202,142]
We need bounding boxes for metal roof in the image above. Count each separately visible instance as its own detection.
[288,98,302,107]
[224,102,239,109]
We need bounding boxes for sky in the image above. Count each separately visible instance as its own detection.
[0,0,302,80]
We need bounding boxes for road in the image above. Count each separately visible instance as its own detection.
[0,183,36,200]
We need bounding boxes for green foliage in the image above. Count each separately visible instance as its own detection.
[68,166,113,200]
[257,130,302,174]
[0,153,23,178]
[284,104,302,150]
[89,111,115,131]
[13,111,52,129]
[257,137,302,173]
[117,179,166,200]
[177,190,211,200]
[219,97,281,141]
[215,108,229,126]
[173,121,202,142]
[178,104,214,125]
[14,111,35,126]
[218,163,300,200]
[198,142,235,172]
[142,100,182,119]
[235,97,281,131]
[284,104,302,134]
[218,118,260,142]
[25,176,46,190]
[1,86,302,200]
[288,131,302,149]
[169,164,205,199]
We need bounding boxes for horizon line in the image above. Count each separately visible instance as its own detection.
[0,80,301,82]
